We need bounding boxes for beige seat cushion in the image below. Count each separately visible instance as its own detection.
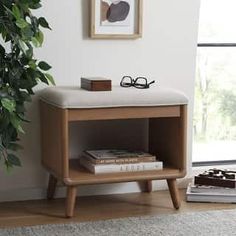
[39,85,188,109]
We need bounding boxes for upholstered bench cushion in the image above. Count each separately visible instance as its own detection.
[39,85,188,109]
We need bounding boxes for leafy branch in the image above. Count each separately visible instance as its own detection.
[0,0,54,171]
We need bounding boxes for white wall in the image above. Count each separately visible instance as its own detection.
[0,0,200,202]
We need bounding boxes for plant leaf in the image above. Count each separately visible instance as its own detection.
[7,154,21,167]
[0,45,5,55]
[4,160,13,172]
[29,3,42,9]
[31,37,40,47]
[21,27,34,39]
[1,98,16,113]
[16,19,28,29]
[8,143,23,151]
[38,17,51,30]
[10,115,25,134]
[45,73,55,85]
[12,4,21,19]
[35,30,44,46]
[26,47,33,59]
[38,61,52,71]
[18,40,27,54]
[28,60,37,70]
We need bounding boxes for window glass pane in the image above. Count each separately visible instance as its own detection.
[198,0,236,43]
[193,47,236,162]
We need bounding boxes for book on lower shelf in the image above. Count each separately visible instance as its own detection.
[79,149,163,174]
[85,149,156,164]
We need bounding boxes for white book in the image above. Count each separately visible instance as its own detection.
[186,184,236,203]
[190,184,236,195]
[80,157,163,174]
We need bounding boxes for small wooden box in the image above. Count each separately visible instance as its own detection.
[81,77,112,91]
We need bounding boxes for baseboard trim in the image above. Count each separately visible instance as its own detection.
[0,179,191,203]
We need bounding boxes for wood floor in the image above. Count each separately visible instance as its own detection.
[0,189,236,229]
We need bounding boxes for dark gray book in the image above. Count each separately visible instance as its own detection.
[85,149,156,164]
[186,184,236,203]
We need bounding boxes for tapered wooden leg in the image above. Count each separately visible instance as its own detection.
[167,179,180,209]
[66,186,77,218]
[145,180,152,193]
[47,174,57,200]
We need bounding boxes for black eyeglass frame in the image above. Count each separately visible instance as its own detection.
[120,76,155,89]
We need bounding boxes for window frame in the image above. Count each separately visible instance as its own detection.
[193,42,236,166]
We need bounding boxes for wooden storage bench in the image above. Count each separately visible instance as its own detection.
[39,86,188,218]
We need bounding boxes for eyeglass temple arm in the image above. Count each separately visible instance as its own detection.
[148,80,155,85]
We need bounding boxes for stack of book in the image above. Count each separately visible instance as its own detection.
[186,168,236,203]
[79,149,163,174]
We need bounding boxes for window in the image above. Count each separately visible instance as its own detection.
[193,0,236,165]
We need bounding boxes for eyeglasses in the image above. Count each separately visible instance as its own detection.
[120,76,155,89]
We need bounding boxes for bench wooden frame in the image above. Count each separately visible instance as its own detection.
[40,101,187,218]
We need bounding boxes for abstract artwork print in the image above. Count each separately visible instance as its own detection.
[101,0,131,26]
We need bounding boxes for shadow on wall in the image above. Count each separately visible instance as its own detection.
[0,95,48,190]
[81,0,90,39]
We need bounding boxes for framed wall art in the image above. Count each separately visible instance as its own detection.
[90,0,143,39]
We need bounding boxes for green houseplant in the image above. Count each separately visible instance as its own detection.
[0,0,54,170]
